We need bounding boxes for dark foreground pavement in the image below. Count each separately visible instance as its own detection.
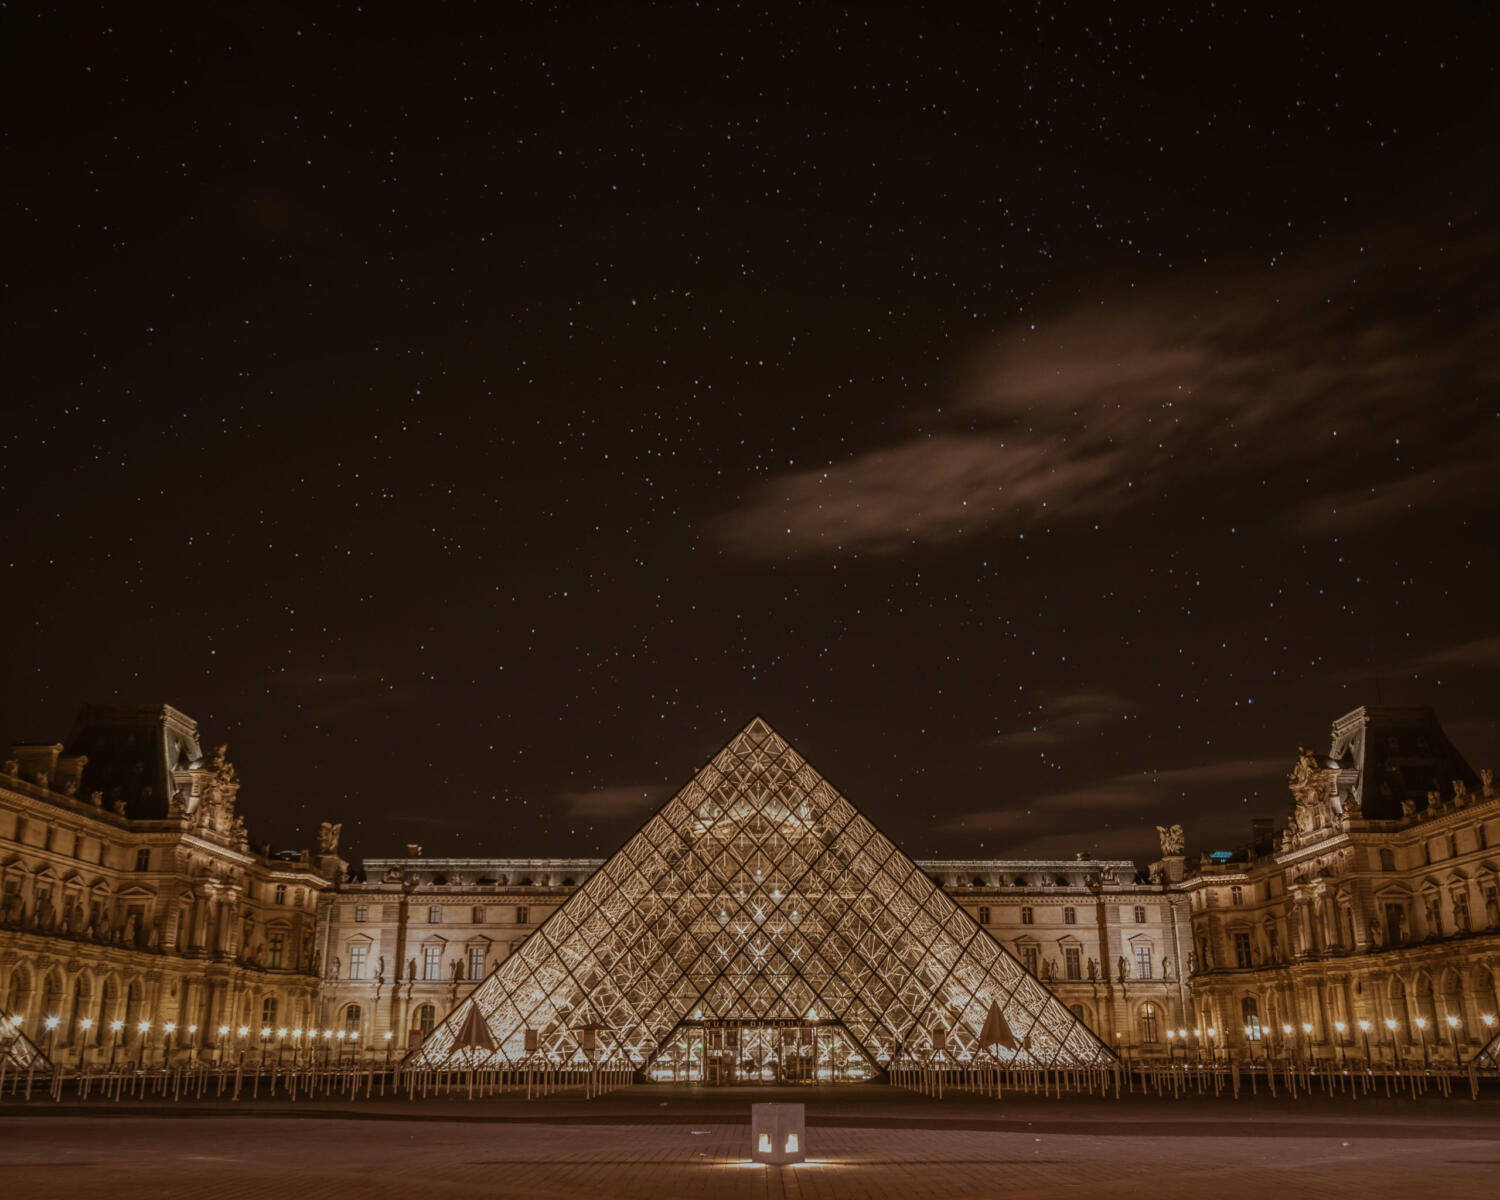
[3,1084,1498,1198]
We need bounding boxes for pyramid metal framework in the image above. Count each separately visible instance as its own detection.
[0,1021,49,1074]
[411,718,1114,1074]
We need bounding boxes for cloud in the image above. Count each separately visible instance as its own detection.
[944,757,1283,835]
[992,690,1134,747]
[711,231,1500,559]
[561,785,669,819]
[1378,636,1500,676]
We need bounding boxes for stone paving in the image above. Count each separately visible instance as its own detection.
[2,1085,1497,1198]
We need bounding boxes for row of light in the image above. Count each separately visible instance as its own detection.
[12,1015,405,1042]
[1151,1012,1498,1042]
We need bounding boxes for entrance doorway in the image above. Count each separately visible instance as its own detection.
[645,1020,878,1083]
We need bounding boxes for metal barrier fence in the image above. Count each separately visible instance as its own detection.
[0,1057,635,1105]
[886,1056,1496,1101]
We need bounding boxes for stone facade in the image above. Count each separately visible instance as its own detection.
[6,699,1496,1069]
[1182,706,1500,1065]
[0,705,337,1064]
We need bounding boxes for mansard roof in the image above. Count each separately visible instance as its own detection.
[1331,705,1480,822]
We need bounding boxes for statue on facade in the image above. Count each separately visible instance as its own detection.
[1484,887,1500,929]
[1453,780,1472,806]
[1086,957,1098,981]
[112,797,127,816]
[376,955,385,982]
[1117,955,1129,982]
[1482,767,1495,798]
[168,790,189,819]
[1155,824,1186,856]
[1401,797,1418,817]
[1162,955,1172,979]
[317,822,343,856]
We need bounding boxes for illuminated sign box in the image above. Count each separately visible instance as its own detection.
[750,1102,806,1165]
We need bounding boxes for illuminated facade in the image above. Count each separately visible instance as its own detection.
[1182,707,1500,1065]
[0,705,337,1065]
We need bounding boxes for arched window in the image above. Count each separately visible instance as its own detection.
[1379,848,1396,872]
[1241,996,1262,1041]
[1140,1003,1160,1043]
[343,1003,362,1034]
[417,1004,436,1038]
[261,996,278,1029]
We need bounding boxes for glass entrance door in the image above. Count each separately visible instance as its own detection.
[646,1021,877,1083]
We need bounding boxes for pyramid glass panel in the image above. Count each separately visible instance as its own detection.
[410,717,1115,1075]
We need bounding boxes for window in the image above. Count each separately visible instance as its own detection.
[261,997,278,1028]
[1379,848,1396,872]
[343,1004,362,1034]
[1020,945,1040,975]
[468,946,485,980]
[134,849,150,872]
[471,906,486,924]
[349,945,368,980]
[1064,946,1081,979]
[1063,907,1076,925]
[1233,931,1252,969]
[274,884,287,905]
[1020,907,1034,925]
[1133,905,1147,923]
[417,1004,436,1038]
[267,933,285,969]
[423,946,441,980]
[354,904,368,923]
[1241,996,1262,1041]
[977,906,990,925]
[1141,1003,1160,1042]
[428,906,442,924]
[1230,886,1244,906]
[1069,1003,1086,1021]
[1135,944,1153,980]
[516,906,529,925]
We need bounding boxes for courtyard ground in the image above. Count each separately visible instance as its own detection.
[2,1084,1497,1198]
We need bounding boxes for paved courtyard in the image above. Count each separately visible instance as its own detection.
[3,1085,1498,1198]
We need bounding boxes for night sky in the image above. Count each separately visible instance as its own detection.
[4,4,1498,869]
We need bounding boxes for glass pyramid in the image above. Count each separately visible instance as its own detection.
[411,717,1114,1075]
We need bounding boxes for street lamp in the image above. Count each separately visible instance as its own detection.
[1334,1021,1347,1067]
[1166,1028,1175,1066]
[1205,1027,1217,1063]
[108,1019,123,1071]
[1384,1018,1398,1069]
[1357,1020,1371,1068]
[384,1030,394,1069]
[1280,1024,1293,1064]
[1414,1016,1429,1067]
[43,1015,60,1062]
[79,1017,94,1068]
[163,1022,177,1067]
[1446,1014,1461,1065]
[217,1025,230,1065]
[137,1020,151,1067]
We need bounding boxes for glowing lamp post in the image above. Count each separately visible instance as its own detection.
[1446,1015,1461,1064]
[79,1017,94,1067]
[384,1030,394,1068]
[217,1025,230,1065]
[750,1102,806,1165]
[1280,1024,1293,1064]
[1384,1018,1398,1068]
[1414,1017,1429,1067]
[1166,1028,1175,1065]
[108,1019,123,1070]
[163,1022,177,1067]
[1205,1027,1217,1063]
[1334,1021,1347,1067]
[43,1015,60,1061]
[137,1020,152,1067]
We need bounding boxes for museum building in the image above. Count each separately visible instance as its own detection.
[5,702,1499,1074]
